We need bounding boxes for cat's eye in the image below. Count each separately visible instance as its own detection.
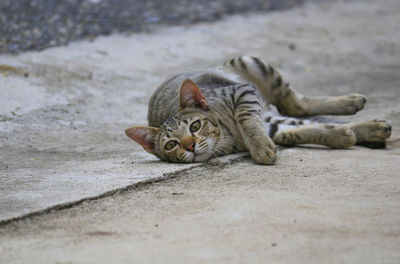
[190,120,201,133]
[164,140,178,151]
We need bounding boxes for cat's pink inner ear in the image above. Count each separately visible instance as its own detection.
[125,126,159,154]
[179,79,209,111]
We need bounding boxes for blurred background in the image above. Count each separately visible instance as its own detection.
[0,0,316,54]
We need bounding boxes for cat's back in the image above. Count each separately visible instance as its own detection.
[148,68,241,127]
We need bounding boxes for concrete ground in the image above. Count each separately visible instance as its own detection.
[1,0,400,263]
[0,0,306,54]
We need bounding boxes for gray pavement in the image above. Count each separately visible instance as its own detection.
[0,0,307,54]
[0,0,400,262]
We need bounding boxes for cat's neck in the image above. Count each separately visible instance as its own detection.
[215,124,242,156]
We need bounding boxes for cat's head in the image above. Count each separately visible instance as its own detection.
[125,79,221,163]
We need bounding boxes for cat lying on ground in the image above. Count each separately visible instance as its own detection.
[125,56,392,164]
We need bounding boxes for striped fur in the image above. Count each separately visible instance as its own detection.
[125,56,392,164]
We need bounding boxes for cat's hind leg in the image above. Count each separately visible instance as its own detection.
[262,110,313,126]
[347,119,392,148]
[224,56,366,117]
[265,114,392,148]
[262,111,356,148]
[270,123,357,148]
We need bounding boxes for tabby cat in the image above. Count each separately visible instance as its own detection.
[125,56,392,164]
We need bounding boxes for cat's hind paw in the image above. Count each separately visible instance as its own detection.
[338,94,367,115]
[353,119,392,148]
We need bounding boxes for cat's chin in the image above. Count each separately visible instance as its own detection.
[180,151,210,163]
[193,152,211,163]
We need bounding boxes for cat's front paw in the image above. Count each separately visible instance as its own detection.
[249,139,277,165]
[339,94,366,114]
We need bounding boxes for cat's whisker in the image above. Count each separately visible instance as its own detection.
[212,142,238,157]
[197,140,208,152]
[214,139,239,153]
[211,148,224,157]
[198,140,208,148]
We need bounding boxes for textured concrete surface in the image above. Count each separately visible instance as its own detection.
[0,0,307,54]
[0,0,400,262]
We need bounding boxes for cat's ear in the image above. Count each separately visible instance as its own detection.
[125,126,159,155]
[179,79,209,111]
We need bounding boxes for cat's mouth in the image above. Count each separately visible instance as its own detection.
[193,151,210,162]
[183,139,215,163]
[185,148,209,162]
[184,139,209,162]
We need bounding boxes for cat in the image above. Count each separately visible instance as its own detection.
[125,56,392,164]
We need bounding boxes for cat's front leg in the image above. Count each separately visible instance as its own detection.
[232,85,277,165]
[243,123,277,165]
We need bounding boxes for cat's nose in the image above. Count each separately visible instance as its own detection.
[185,142,195,152]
